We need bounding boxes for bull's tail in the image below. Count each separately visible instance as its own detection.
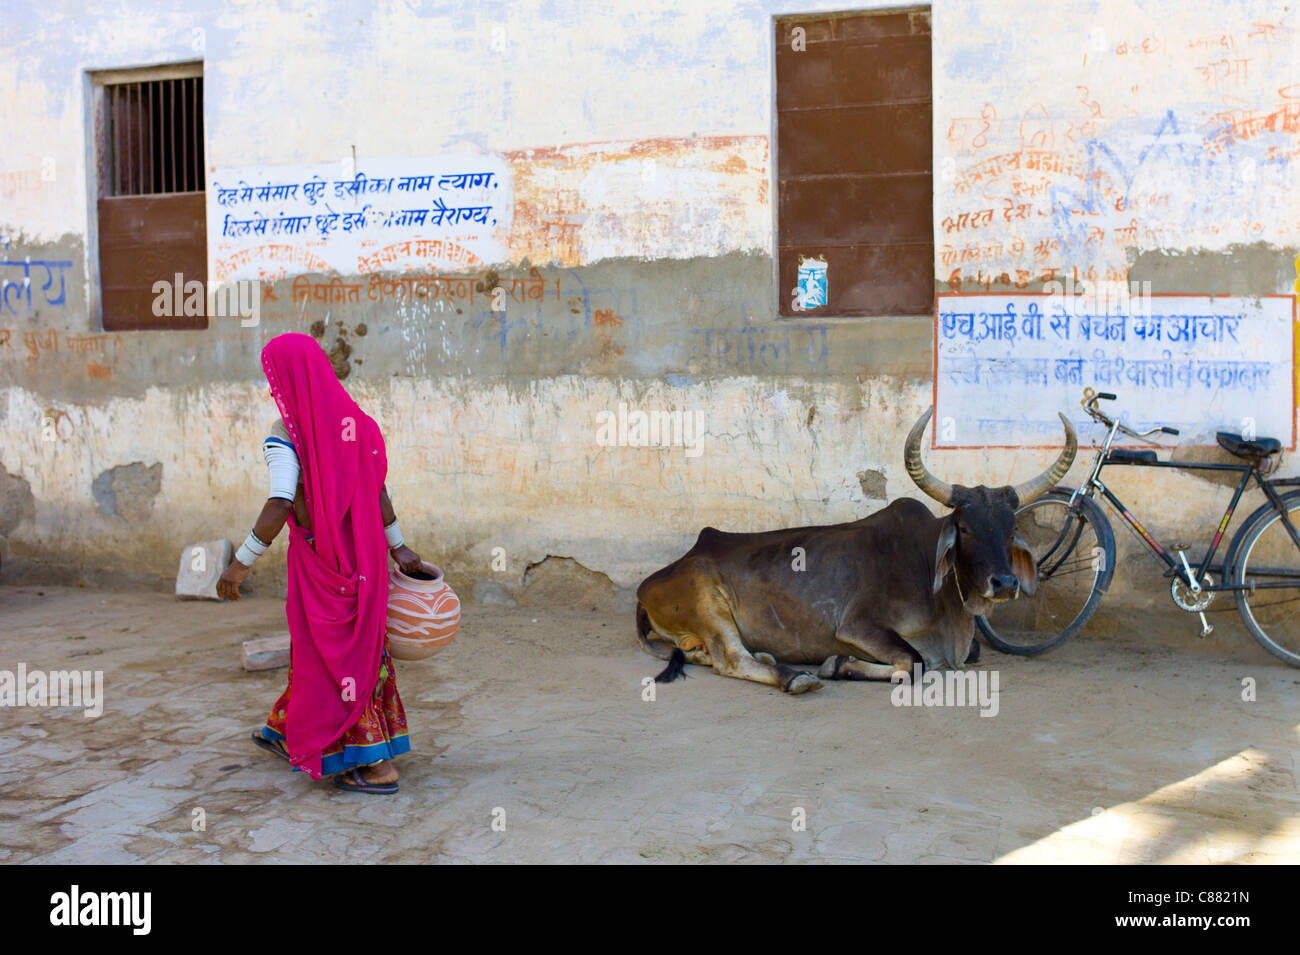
[655,648,687,683]
[636,604,688,683]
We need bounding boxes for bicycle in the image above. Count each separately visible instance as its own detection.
[976,388,1300,667]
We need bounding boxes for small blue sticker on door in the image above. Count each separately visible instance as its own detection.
[796,256,828,309]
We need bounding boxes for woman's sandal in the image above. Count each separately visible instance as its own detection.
[334,767,398,795]
[250,730,290,762]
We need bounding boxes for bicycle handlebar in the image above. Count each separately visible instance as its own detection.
[1081,388,1179,441]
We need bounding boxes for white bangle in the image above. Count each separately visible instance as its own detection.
[236,531,270,566]
[384,520,404,550]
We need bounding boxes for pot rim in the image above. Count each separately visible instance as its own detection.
[390,560,445,587]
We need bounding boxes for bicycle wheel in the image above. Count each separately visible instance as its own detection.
[977,489,1115,655]
[1232,490,1300,667]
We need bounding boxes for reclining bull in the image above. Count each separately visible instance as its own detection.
[636,407,1077,693]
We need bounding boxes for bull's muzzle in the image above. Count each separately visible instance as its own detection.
[987,573,1019,600]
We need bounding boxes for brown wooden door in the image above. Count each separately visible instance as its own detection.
[776,8,933,317]
[99,194,207,331]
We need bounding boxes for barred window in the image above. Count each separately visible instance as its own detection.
[94,65,207,331]
[104,76,205,196]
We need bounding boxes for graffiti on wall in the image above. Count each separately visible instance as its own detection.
[686,324,831,376]
[297,266,554,309]
[0,168,47,199]
[939,12,1299,285]
[210,155,512,282]
[213,137,771,279]
[934,293,1295,448]
[505,136,770,267]
[0,259,71,316]
[0,328,124,380]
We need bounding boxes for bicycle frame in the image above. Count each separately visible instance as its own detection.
[1066,415,1300,594]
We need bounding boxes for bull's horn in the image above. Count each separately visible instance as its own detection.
[904,407,953,506]
[1011,412,1078,505]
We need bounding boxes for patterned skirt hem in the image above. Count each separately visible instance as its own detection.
[259,725,411,776]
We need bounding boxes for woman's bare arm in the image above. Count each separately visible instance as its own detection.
[380,484,424,574]
[217,499,294,601]
[252,498,295,545]
[219,483,424,601]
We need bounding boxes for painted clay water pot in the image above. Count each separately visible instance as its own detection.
[386,561,461,661]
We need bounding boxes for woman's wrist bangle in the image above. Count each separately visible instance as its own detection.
[236,530,270,566]
[384,519,405,550]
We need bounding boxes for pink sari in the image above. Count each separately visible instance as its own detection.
[261,333,390,779]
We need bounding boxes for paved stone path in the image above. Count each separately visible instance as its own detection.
[2,585,1297,863]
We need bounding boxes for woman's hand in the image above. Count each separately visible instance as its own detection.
[217,559,252,601]
[390,545,423,575]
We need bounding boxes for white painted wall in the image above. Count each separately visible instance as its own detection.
[3,0,1299,617]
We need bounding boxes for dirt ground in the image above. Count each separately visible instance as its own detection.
[1,583,1298,864]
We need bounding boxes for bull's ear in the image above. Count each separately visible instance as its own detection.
[1011,533,1038,596]
[933,519,958,594]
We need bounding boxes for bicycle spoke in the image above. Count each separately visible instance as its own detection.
[1040,559,1096,577]
[1041,518,1089,579]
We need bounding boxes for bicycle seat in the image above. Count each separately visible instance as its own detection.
[1106,448,1158,464]
[1217,432,1281,459]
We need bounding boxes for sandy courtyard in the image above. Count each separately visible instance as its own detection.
[1,584,1298,864]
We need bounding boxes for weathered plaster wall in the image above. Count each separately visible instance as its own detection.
[936,1,1300,289]
[2,0,1299,623]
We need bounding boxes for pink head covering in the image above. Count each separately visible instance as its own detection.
[261,333,390,779]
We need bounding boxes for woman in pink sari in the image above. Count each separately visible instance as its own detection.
[217,333,423,794]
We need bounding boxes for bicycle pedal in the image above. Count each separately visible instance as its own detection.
[1197,612,1213,638]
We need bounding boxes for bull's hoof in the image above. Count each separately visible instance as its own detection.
[784,672,823,695]
[753,652,777,665]
[816,655,844,679]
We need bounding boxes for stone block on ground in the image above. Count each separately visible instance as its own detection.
[175,540,233,600]
[242,633,291,671]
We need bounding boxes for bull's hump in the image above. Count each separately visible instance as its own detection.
[696,524,808,549]
[693,526,729,553]
[691,506,939,558]
[882,497,938,520]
